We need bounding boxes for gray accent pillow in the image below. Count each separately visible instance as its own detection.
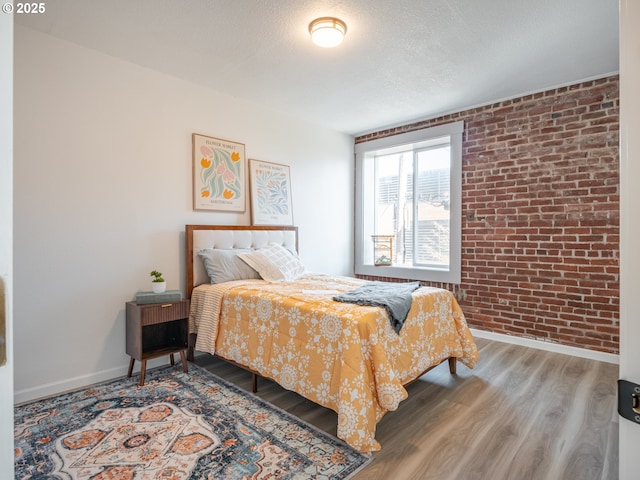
[198,248,261,284]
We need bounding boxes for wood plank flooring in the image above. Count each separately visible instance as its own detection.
[194,337,619,480]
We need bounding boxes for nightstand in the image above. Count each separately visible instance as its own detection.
[126,300,189,386]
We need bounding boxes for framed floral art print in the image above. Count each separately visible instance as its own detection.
[192,133,246,212]
[248,159,293,225]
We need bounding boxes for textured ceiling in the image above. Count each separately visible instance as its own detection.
[15,0,619,135]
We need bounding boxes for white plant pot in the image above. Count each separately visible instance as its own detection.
[152,282,166,293]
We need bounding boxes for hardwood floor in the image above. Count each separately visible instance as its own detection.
[194,337,619,480]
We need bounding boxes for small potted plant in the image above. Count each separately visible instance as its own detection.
[150,270,166,293]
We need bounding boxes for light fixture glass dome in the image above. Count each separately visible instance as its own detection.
[309,17,347,48]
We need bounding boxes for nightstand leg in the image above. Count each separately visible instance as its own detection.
[180,350,188,373]
[140,360,147,386]
[170,353,175,366]
[127,357,135,378]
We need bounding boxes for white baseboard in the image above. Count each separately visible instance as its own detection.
[14,357,169,405]
[471,328,619,365]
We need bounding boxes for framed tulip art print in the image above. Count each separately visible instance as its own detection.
[192,133,246,212]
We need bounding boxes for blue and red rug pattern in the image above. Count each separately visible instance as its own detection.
[14,363,371,479]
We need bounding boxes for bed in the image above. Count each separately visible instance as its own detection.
[186,224,478,452]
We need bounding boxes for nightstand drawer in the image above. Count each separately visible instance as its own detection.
[136,301,189,326]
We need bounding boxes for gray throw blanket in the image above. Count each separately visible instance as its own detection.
[333,281,421,333]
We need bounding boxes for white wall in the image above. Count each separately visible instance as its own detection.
[619,1,640,478]
[0,9,14,478]
[13,26,354,401]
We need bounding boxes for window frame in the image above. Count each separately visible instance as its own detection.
[354,121,464,283]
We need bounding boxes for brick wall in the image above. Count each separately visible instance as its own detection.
[355,75,620,354]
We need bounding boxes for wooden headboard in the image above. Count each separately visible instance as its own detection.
[185,225,298,298]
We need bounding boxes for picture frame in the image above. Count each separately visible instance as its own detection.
[249,159,294,225]
[192,133,246,212]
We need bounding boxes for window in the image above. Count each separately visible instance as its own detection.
[355,121,463,283]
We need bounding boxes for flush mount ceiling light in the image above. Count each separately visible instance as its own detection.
[308,17,347,48]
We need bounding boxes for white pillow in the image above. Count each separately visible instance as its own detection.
[237,243,305,282]
[198,248,261,284]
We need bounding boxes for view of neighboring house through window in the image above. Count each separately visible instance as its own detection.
[374,143,451,267]
[355,121,463,283]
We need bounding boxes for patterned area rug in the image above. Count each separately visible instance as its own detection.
[14,364,372,479]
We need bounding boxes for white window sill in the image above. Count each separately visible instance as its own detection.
[355,264,460,284]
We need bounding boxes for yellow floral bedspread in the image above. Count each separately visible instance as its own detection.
[189,274,478,452]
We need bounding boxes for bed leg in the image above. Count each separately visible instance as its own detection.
[187,333,196,362]
[252,373,258,393]
[448,357,457,375]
